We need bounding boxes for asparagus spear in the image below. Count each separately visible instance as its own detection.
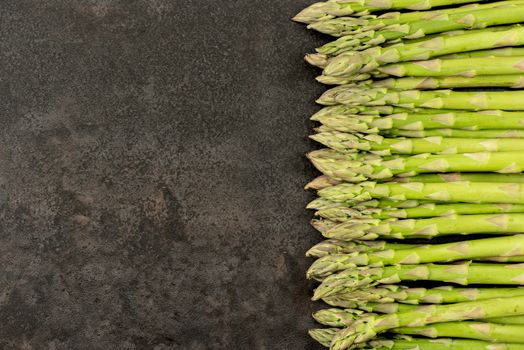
[312,132,524,154]
[309,173,524,194]
[441,47,524,59]
[377,56,524,77]
[311,318,524,344]
[307,1,522,36]
[317,203,524,221]
[310,243,524,264]
[317,87,524,110]
[313,306,524,328]
[396,321,524,342]
[329,295,524,349]
[318,74,524,88]
[371,337,524,350]
[306,239,416,258]
[309,328,339,348]
[320,213,524,240]
[309,235,524,278]
[311,47,524,71]
[310,150,524,182]
[311,105,448,122]
[317,4,524,54]
[306,175,342,190]
[480,256,524,263]
[489,316,524,325]
[292,0,485,24]
[314,308,372,327]
[314,110,524,134]
[391,173,524,183]
[389,129,524,138]
[323,26,524,78]
[310,330,524,349]
[314,263,524,299]
[321,285,524,307]
[318,181,524,204]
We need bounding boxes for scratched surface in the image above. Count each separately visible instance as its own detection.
[0,1,326,349]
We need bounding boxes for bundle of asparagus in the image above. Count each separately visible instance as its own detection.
[295,1,524,349]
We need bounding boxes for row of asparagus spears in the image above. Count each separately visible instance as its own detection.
[295,0,524,349]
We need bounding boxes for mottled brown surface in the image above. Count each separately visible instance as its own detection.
[0,0,325,349]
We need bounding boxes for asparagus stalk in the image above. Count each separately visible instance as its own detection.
[365,337,524,350]
[309,173,524,193]
[314,263,524,299]
[318,74,524,88]
[324,303,524,327]
[317,87,524,110]
[321,285,524,307]
[317,203,524,221]
[317,4,524,54]
[309,328,339,348]
[318,181,524,205]
[308,197,349,210]
[306,239,416,258]
[306,175,342,190]
[311,105,449,122]
[319,213,524,240]
[377,56,524,77]
[314,110,524,134]
[308,235,524,278]
[329,295,524,349]
[292,0,485,24]
[441,47,524,59]
[314,305,524,328]
[312,132,524,154]
[310,150,524,183]
[489,316,524,325]
[307,1,521,36]
[323,26,524,78]
[480,256,524,263]
[310,330,524,349]
[389,129,524,138]
[311,47,524,71]
[314,308,373,327]
[391,173,524,183]
[311,316,524,343]
[396,321,524,342]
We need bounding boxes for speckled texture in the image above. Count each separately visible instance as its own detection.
[0,1,326,349]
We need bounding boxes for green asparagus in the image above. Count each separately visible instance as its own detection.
[309,328,339,348]
[313,110,524,134]
[312,132,524,154]
[317,4,524,54]
[378,56,524,77]
[321,285,524,307]
[389,128,524,138]
[318,74,524,88]
[318,213,524,240]
[317,87,524,110]
[311,330,524,349]
[306,239,417,258]
[318,181,524,205]
[307,1,521,36]
[292,0,485,24]
[314,263,524,299]
[311,316,524,343]
[308,235,524,278]
[317,203,524,221]
[310,150,524,182]
[323,26,524,78]
[329,295,524,349]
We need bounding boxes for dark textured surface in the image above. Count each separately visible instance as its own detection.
[1,1,325,349]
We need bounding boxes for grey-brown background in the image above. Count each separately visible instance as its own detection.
[0,1,326,349]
